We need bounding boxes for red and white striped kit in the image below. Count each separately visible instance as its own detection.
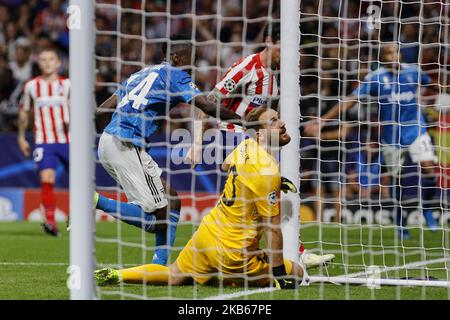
[20,76,70,144]
[215,52,279,132]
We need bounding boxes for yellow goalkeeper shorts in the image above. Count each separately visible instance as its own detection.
[175,223,293,286]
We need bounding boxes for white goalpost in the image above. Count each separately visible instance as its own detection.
[280,0,301,264]
[69,0,450,300]
[68,0,96,300]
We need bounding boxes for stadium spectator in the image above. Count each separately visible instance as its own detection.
[9,38,32,83]
[0,5,10,45]
[34,0,68,50]
[9,37,32,83]
[219,24,245,69]
[15,4,33,38]
[4,20,19,62]
[0,53,16,130]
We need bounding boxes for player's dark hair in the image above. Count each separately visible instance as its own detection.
[263,22,281,43]
[161,34,193,59]
[39,46,61,59]
[245,106,270,133]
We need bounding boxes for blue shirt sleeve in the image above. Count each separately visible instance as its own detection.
[114,81,126,97]
[170,70,202,104]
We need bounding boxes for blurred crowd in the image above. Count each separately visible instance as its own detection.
[1,0,450,219]
[298,0,450,219]
[0,0,278,130]
[0,0,69,131]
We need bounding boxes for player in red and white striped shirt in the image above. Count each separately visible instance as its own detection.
[18,47,70,237]
[187,23,335,269]
[186,24,281,168]
[213,43,280,133]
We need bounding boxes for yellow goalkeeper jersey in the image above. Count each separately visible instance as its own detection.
[201,137,281,252]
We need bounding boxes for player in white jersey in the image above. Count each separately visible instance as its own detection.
[17,47,70,237]
[186,23,335,269]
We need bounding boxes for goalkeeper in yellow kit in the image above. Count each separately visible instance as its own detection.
[95,107,306,289]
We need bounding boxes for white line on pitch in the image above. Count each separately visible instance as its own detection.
[339,256,450,279]
[0,262,157,267]
[311,258,450,282]
[0,262,68,266]
[204,287,278,300]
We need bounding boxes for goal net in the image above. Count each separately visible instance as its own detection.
[297,0,450,298]
[72,0,450,299]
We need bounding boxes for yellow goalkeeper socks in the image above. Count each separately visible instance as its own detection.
[119,264,170,284]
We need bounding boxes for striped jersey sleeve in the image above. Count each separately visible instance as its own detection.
[214,54,258,98]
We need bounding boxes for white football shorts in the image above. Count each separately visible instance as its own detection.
[98,132,168,213]
[382,132,437,176]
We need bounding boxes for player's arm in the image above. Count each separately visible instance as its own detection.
[263,214,284,268]
[97,93,118,115]
[181,88,243,165]
[208,87,226,105]
[304,73,375,137]
[259,198,292,289]
[95,93,118,132]
[184,63,250,166]
[262,208,296,289]
[191,94,242,125]
[319,121,350,140]
[18,108,31,157]
[174,70,243,124]
[303,97,357,137]
[251,173,295,289]
[187,55,256,127]
[184,106,210,167]
[192,67,246,123]
[17,83,31,157]
[187,76,235,128]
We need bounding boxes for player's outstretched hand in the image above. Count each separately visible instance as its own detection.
[281,176,297,194]
[303,120,321,137]
[18,138,31,158]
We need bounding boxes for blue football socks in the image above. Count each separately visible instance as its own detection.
[96,193,156,232]
[152,210,180,265]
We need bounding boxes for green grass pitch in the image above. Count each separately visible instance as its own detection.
[0,221,449,300]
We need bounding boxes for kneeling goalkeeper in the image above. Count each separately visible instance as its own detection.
[95,107,307,289]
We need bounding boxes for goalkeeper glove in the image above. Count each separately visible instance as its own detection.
[281,176,298,194]
[272,265,296,290]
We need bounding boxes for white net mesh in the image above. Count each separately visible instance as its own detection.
[299,0,450,298]
[92,0,450,300]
